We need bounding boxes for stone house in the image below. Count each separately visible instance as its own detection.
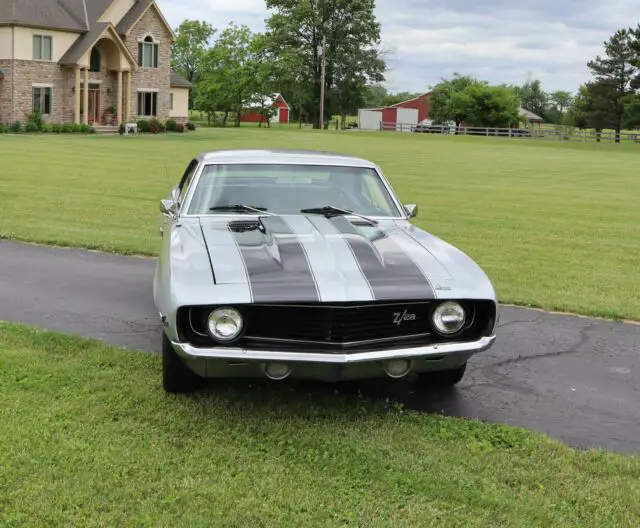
[0,0,191,126]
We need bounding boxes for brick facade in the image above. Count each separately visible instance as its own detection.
[2,3,181,125]
[0,60,12,124]
[6,60,66,124]
[123,6,172,121]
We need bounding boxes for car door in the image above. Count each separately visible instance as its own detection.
[156,159,200,305]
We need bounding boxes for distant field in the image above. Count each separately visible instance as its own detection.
[1,127,639,320]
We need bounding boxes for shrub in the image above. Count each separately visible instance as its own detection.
[186,121,196,131]
[80,123,90,133]
[118,123,125,135]
[89,126,96,134]
[176,123,185,133]
[137,119,150,133]
[51,123,62,134]
[165,119,177,132]
[148,118,165,134]
[0,123,7,133]
[41,123,52,133]
[62,123,74,133]
[27,109,44,131]
[10,121,22,133]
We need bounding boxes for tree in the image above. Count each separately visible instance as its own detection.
[549,90,573,114]
[264,0,386,128]
[196,24,260,127]
[171,20,215,109]
[514,79,548,118]
[567,82,616,139]
[587,28,637,141]
[452,82,521,128]
[428,73,475,127]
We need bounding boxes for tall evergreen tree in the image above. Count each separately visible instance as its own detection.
[587,29,637,141]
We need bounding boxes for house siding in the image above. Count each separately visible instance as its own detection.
[123,6,172,121]
[0,60,12,124]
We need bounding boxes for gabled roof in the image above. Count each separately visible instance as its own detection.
[0,0,174,41]
[59,22,137,68]
[170,71,192,88]
[519,107,544,122]
[0,0,88,31]
[116,0,175,40]
[244,93,290,109]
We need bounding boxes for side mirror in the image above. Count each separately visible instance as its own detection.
[169,186,180,203]
[160,199,177,217]
[404,204,418,218]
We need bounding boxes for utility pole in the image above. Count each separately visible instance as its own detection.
[319,35,327,130]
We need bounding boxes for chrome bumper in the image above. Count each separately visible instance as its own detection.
[172,335,496,364]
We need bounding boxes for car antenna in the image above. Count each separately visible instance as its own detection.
[164,161,177,209]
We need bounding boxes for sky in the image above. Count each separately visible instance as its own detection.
[158,0,640,95]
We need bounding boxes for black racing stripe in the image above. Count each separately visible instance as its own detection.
[229,216,320,303]
[328,216,435,300]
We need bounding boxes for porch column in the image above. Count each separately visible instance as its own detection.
[126,71,132,121]
[116,70,123,125]
[82,68,89,125]
[74,66,81,124]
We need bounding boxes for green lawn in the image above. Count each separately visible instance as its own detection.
[0,322,638,527]
[1,128,639,320]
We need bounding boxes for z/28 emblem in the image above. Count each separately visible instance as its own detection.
[393,309,416,326]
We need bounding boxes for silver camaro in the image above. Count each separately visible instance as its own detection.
[153,149,498,393]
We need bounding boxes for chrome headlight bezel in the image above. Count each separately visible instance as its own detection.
[206,307,244,343]
[432,301,466,336]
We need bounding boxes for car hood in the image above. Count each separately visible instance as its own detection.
[192,215,495,304]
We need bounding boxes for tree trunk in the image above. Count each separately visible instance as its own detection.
[595,126,602,142]
[222,111,229,127]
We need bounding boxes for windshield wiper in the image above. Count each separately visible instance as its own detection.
[209,204,270,214]
[300,205,378,225]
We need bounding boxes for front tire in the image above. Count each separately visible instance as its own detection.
[416,362,467,388]
[162,332,203,394]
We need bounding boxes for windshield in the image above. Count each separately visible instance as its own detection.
[186,163,402,217]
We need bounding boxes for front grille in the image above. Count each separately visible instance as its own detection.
[178,300,496,352]
[243,303,433,345]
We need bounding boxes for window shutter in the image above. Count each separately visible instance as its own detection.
[153,44,158,68]
[138,42,143,66]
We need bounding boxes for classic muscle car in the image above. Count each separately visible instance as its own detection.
[153,149,498,393]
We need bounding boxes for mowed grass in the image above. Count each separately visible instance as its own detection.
[0,322,638,527]
[1,129,639,320]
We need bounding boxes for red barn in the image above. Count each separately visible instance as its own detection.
[358,92,432,131]
[240,93,290,124]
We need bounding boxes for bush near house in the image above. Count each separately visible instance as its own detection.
[1,114,196,135]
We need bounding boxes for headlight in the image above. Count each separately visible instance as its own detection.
[432,301,466,335]
[207,307,243,342]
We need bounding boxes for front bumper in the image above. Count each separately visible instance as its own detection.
[171,335,497,381]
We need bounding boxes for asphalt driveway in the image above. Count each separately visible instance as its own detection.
[1,240,638,453]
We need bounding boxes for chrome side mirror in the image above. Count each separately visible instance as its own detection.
[404,204,418,218]
[160,199,177,217]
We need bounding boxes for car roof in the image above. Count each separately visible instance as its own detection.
[195,149,378,168]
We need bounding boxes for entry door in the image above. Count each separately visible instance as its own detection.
[88,88,100,124]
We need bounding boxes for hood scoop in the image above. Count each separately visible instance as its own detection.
[228,219,262,233]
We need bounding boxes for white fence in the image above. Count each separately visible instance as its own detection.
[378,122,640,143]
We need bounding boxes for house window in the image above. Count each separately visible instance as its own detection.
[33,87,52,115]
[137,91,157,116]
[89,48,101,72]
[33,35,52,60]
[138,36,158,68]
[169,93,174,110]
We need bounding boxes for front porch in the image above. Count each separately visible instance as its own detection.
[62,27,137,126]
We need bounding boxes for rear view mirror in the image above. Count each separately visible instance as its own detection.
[404,204,418,218]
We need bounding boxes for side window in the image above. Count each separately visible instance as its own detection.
[178,159,199,206]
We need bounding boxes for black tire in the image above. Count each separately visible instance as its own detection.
[162,332,203,394]
[415,362,467,388]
